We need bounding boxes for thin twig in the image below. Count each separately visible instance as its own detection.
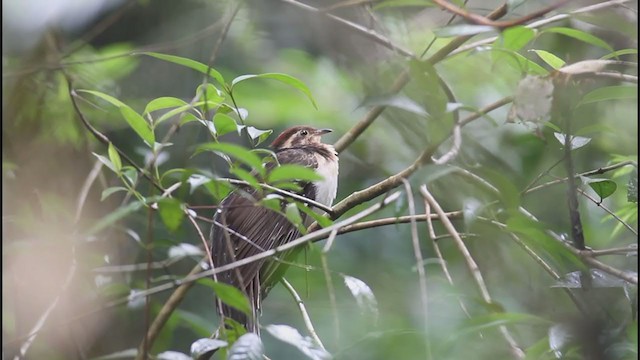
[450,0,632,57]
[431,0,569,29]
[420,185,525,359]
[577,188,638,236]
[402,180,430,356]
[525,161,637,194]
[321,230,341,347]
[281,278,326,350]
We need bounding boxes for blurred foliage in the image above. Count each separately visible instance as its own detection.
[2,0,637,360]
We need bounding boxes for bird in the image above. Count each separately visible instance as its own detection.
[209,126,339,334]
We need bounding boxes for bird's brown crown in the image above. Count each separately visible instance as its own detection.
[270,126,332,150]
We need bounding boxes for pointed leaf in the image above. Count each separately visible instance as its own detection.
[107,142,122,173]
[580,86,637,106]
[265,324,331,360]
[213,113,237,137]
[531,49,566,69]
[93,153,117,174]
[231,73,317,109]
[101,186,128,201]
[195,143,265,176]
[143,52,225,86]
[190,338,228,360]
[246,126,273,145]
[542,27,613,52]
[158,198,185,232]
[583,178,617,200]
[144,97,188,115]
[268,164,323,183]
[285,203,306,234]
[342,275,378,322]
[198,278,251,316]
[227,333,263,360]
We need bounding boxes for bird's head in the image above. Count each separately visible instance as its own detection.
[270,126,333,150]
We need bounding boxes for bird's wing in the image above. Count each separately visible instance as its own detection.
[210,148,319,329]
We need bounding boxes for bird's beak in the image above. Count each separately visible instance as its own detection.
[316,128,333,135]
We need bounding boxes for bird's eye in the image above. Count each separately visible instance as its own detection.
[300,129,308,136]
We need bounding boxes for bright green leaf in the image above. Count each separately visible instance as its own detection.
[158,198,185,232]
[195,143,265,176]
[231,73,317,109]
[498,26,536,52]
[531,49,566,69]
[142,52,225,86]
[198,278,252,316]
[268,164,323,183]
[601,48,638,60]
[93,153,117,173]
[108,142,122,173]
[101,186,128,201]
[230,167,261,191]
[582,177,618,200]
[542,27,614,52]
[212,113,237,137]
[580,86,638,106]
[285,203,306,234]
[144,97,188,115]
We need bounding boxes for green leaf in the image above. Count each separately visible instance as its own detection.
[601,48,638,60]
[87,197,162,235]
[93,153,117,174]
[143,52,225,86]
[144,97,188,115]
[496,26,536,52]
[78,89,155,145]
[198,278,252,316]
[580,86,638,106]
[268,164,323,183]
[195,83,224,103]
[542,27,614,52]
[212,113,237,137]
[246,127,273,146]
[453,312,550,341]
[360,95,428,116]
[158,198,185,232]
[296,203,333,227]
[107,142,122,173]
[285,203,306,234]
[582,177,618,200]
[230,167,261,191]
[231,73,317,109]
[101,186,128,201]
[531,49,566,69]
[195,143,265,176]
[203,179,234,201]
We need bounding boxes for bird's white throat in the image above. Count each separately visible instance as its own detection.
[313,151,339,208]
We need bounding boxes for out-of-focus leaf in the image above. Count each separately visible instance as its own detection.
[195,83,224,103]
[553,132,591,150]
[107,143,122,173]
[373,0,434,10]
[246,126,273,145]
[227,333,263,360]
[462,198,483,228]
[581,177,617,200]
[360,95,428,116]
[509,75,554,123]
[265,324,332,360]
[196,143,265,176]
[531,50,566,69]
[552,269,632,288]
[101,186,128,201]
[231,73,317,109]
[579,86,637,106]
[268,164,323,183]
[434,24,495,37]
[203,179,234,201]
[213,113,237,137]
[93,153,117,174]
[230,167,261,191]
[79,89,155,145]
[549,323,572,358]
[601,48,638,60]
[497,26,536,52]
[542,27,614,52]
[342,275,379,323]
[144,97,188,115]
[88,197,162,235]
[285,203,306,234]
[92,348,138,359]
[452,312,550,343]
[156,351,191,360]
[168,243,203,259]
[506,213,585,270]
[143,52,225,86]
[198,278,251,315]
[158,198,185,232]
[190,338,228,360]
[297,203,333,227]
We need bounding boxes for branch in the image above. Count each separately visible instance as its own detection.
[420,185,525,359]
[281,278,326,350]
[432,0,569,29]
